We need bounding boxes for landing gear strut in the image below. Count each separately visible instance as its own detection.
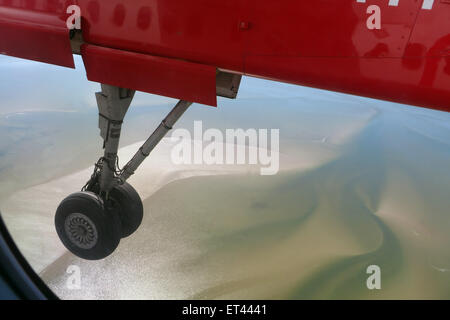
[54,84,192,260]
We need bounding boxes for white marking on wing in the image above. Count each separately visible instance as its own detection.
[389,0,400,6]
[422,0,435,10]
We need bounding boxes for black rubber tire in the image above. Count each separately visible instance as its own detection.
[55,191,122,260]
[108,182,143,238]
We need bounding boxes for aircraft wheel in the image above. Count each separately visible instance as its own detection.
[55,191,121,260]
[108,182,143,238]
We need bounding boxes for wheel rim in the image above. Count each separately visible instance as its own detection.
[64,213,98,249]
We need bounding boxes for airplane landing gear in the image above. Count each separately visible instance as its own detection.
[107,182,143,238]
[54,84,192,260]
[55,191,122,260]
[55,182,143,260]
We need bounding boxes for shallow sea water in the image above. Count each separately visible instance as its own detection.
[1,55,450,299]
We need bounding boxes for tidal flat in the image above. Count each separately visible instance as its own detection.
[1,55,450,299]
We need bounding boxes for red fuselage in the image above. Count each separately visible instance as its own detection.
[1,0,449,111]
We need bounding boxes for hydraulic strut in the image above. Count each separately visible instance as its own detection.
[119,100,192,181]
[96,85,135,194]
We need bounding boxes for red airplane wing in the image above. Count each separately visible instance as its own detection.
[0,0,449,111]
[0,2,74,68]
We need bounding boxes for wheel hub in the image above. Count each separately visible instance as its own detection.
[64,213,98,249]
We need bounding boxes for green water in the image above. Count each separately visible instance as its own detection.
[37,104,450,300]
[138,111,450,299]
[3,56,450,299]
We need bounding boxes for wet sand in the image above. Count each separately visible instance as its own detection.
[37,103,450,300]
[1,60,449,299]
